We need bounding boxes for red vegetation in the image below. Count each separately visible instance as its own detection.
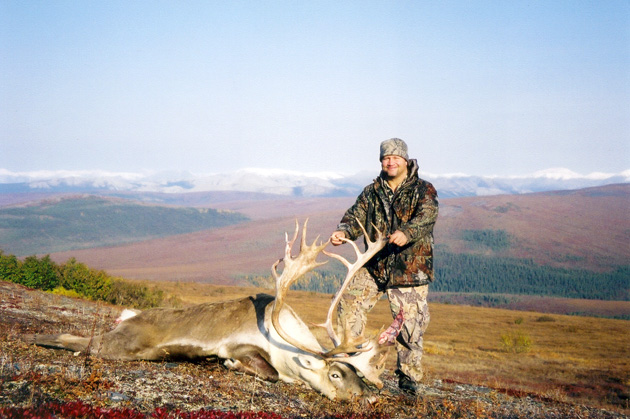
[0,401,290,419]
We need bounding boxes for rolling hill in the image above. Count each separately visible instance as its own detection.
[0,184,628,302]
[0,195,248,256]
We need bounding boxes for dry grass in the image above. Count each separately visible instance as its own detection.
[157,281,630,413]
[2,279,628,417]
[421,303,629,410]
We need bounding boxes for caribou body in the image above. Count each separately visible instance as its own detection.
[27,220,392,400]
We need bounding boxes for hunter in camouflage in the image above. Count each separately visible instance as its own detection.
[331,138,438,395]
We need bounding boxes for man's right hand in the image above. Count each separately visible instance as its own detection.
[330,231,347,246]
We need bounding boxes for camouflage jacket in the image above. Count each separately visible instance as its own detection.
[337,159,438,289]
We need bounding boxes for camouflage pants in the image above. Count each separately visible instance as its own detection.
[338,268,430,383]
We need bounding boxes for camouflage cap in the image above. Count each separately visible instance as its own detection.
[380,138,408,161]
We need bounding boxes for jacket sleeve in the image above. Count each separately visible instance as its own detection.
[398,182,439,244]
[337,187,370,241]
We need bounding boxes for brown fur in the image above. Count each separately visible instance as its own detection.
[26,293,380,400]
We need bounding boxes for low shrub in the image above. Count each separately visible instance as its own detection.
[17,254,60,291]
[60,258,112,301]
[0,250,168,309]
[500,330,533,353]
[51,286,83,298]
[105,278,165,309]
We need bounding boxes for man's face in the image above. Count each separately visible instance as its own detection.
[381,155,408,178]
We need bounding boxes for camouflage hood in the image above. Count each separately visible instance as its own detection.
[337,159,438,288]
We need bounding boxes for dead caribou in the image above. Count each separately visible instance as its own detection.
[26,220,392,400]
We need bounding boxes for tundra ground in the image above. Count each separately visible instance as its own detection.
[1,280,628,418]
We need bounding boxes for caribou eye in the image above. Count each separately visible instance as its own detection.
[330,372,341,379]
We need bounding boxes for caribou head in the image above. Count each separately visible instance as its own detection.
[270,219,390,391]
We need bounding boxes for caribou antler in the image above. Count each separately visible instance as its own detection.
[269,218,390,389]
[271,219,329,355]
[320,219,387,356]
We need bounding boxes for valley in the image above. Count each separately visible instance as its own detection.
[27,184,628,286]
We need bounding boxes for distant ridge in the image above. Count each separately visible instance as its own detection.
[0,184,627,305]
[0,195,248,256]
[0,167,628,199]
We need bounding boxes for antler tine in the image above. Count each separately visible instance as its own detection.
[271,219,329,356]
[286,219,299,258]
[319,219,387,356]
[271,220,299,281]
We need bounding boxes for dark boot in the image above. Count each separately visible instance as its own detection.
[398,373,418,395]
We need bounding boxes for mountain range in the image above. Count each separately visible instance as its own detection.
[1,167,628,198]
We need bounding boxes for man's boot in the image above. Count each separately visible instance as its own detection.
[398,373,418,395]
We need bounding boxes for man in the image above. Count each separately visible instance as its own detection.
[330,138,438,394]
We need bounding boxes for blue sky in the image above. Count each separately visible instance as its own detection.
[1,1,628,176]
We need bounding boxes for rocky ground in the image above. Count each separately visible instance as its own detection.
[0,280,626,418]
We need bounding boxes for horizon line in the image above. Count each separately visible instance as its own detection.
[1,166,629,182]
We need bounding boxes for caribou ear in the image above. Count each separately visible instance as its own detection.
[296,354,326,371]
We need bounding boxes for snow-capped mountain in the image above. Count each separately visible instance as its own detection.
[0,167,628,198]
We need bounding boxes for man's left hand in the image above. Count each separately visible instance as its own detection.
[388,230,408,246]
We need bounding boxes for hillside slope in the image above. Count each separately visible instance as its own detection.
[437,183,629,272]
[0,195,248,256]
[38,185,629,288]
[47,209,347,283]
